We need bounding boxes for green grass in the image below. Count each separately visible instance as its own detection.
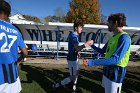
[19,64,140,93]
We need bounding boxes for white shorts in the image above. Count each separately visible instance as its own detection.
[102,75,122,93]
[0,77,22,93]
[68,60,79,76]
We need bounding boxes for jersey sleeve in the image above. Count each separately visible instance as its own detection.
[17,32,26,49]
[88,34,131,66]
[91,42,108,54]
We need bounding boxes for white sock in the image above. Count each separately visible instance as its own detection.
[74,76,78,85]
[72,76,78,91]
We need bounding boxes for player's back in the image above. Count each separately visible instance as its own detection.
[0,19,21,64]
[0,19,25,84]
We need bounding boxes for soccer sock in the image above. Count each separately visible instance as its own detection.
[73,76,78,91]
[74,76,78,85]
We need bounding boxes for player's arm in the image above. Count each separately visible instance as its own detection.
[17,32,28,63]
[84,34,131,66]
[17,48,28,62]
[74,44,85,51]
[90,42,108,54]
[74,40,93,51]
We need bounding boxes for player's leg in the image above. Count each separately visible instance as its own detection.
[102,75,111,93]
[102,75,122,93]
[52,60,72,89]
[110,82,122,93]
[53,77,71,88]
[57,60,79,91]
[73,60,79,83]
[71,60,79,91]
[59,60,75,86]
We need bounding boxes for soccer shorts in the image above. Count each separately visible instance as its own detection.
[68,60,79,76]
[0,77,22,93]
[102,75,122,93]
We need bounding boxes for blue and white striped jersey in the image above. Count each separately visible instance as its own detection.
[0,19,26,84]
[89,34,131,83]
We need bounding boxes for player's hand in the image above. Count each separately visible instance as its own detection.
[17,61,22,66]
[78,52,80,58]
[83,59,88,68]
[85,40,93,47]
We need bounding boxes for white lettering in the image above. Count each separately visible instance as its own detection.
[0,25,18,34]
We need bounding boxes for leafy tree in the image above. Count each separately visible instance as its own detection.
[65,0,101,24]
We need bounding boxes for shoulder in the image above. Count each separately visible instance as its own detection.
[119,34,131,43]
[0,19,12,26]
[119,34,130,40]
[69,32,77,38]
[0,20,21,36]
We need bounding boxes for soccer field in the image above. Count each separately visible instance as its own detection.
[19,58,140,93]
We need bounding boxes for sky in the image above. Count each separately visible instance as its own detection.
[9,0,140,27]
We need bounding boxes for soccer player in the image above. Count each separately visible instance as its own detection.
[53,19,93,91]
[83,13,131,93]
[0,1,28,93]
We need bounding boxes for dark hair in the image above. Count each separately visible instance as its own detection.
[0,0,11,16]
[108,13,126,27]
[73,19,84,31]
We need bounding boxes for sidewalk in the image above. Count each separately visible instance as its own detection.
[23,57,140,66]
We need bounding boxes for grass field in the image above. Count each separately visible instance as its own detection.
[19,59,140,93]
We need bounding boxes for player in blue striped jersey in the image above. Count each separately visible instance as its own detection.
[0,1,28,93]
[84,13,131,93]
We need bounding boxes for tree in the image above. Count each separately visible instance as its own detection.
[22,15,41,23]
[39,17,47,24]
[65,0,101,24]
[54,7,66,22]
[100,14,107,25]
[44,16,66,22]
[44,7,66,23]
[54,7,66,18]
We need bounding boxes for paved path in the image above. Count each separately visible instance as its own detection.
[22,57,140,67]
